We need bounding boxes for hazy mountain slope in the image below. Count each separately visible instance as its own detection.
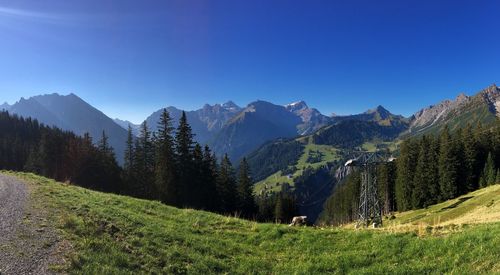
[114,119,140,136]
[145,102,242,144]
[0,102,10,111]
[7,94,128,163]
[211,101,302,161]
[407,84,500,136]
[7,97,67,129]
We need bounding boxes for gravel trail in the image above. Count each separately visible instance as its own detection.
[0,174,66,275]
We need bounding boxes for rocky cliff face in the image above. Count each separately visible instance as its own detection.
[479,84,500,117]
[409,93,470,132]
[408,84,499,135]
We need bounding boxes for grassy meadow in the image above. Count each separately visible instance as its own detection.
[7,172,500,274]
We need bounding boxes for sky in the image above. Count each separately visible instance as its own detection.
[0,0,499,123]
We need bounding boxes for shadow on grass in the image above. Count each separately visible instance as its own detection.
[439,196,474,212]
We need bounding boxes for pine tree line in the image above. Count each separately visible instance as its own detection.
[0,110,258,219]
[396,123,500,211]
[320,122,500,226]
[0,111,121,192]
[122,109,257,217]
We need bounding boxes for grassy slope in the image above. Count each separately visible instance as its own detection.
[387,184,500,228]
[254,143,339,194]
[10,172,500,274]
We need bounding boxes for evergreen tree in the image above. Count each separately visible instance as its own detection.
[395,138,419,211]
[462,124,478,192]
[135,121,155,198]
[124,125,135,174]
[237,158,257,218]
[377,161,396,214]
[412,136,438,208]
[154,109,178,205]
[98,130,113,156]
[97,131,121,192]
[202,145,220,211]
[481,152,496,187]
[175,111,195,206]
[191,143,205,208]
[274,192,298,224]
[438,127,459,200]
[217,154,237,213]
[274,195,284,223]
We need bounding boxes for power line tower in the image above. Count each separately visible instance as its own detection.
[345,152,395,228]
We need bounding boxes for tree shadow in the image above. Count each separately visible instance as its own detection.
[439,196,474,211]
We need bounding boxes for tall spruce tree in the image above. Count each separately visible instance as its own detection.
[97,131,121,192]
[412,136,439,208]
[175,111,195,206]
[154,109,178,205]
[124,125,135,174]
[135,121,155,198]
[395,138,419,211]
[217,154,237,213]
[481,152,496,187]
[237,158,257,218]
[462,124,478,192]
[438,127,459,200]
[377,161,396,214]
[202,145,220,211]
[191,143,205,208]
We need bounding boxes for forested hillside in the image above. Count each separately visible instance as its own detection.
[0,111,121,192]
[0,109,261,220]
[319,122,500,225]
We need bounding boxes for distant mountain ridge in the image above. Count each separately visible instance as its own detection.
[113,119,140,136]
[0,102,10,111]
[407,84,500,136]
[144,101,243,145]
[4,83,498,167]
[5,93,129,164]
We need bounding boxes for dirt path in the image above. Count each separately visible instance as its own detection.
[0,174,66,275]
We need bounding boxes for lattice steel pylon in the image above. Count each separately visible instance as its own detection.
[345,152,395,228]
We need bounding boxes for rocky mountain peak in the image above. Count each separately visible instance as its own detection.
[364,105,392,120]
[285,101,308,112]
[222,101,240,110]
[480,84,499,97]
[456,93,469,103]
[478,84,500,117]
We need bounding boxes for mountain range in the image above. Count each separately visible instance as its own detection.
[1,93,129,163]
[2,84,499,166]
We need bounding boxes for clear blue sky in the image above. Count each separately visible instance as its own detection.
[0,0,499,123]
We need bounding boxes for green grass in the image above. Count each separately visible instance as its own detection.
[387,184,500,227]
[9,172,500,274]
[361,140,399,152]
